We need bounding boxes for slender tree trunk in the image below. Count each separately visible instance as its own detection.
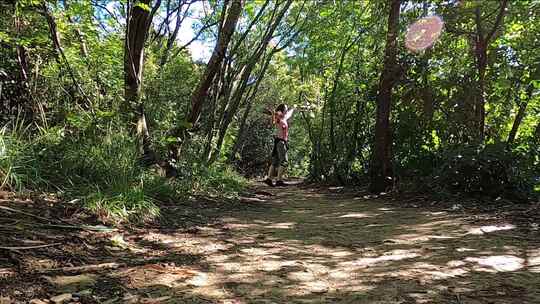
[211,0,293,161]
[169,0,242,161]
[160,1,190,67]
[473,0,508,141]
[186,0,243,128]
[124,0,161,160]
[474,36,487,141]
[228,97,254,162]
[223,48,274,164]
[226,52,272,164]
[14,13,29,84]
[15,47,29,83]
[41,3,91,107]
[368,0,400,193]
[507,85,532,147]
[64,0,89,58]
[328,35,356,155]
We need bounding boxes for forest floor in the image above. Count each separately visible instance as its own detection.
[1,181,540,304]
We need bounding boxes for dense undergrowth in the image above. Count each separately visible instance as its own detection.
[396,143,540,201]
[0,117,246,225]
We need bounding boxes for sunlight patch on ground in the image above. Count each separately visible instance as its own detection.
[396,261,469,280]
[339,212,377,218]
[107,189,540,303]
[223,223,260,230]
[465,255,525,272]
[114,264,197,289]
[467,224,516,235]
[456,247,476,252]
[0,268,15,279]
[391,233,457,244]
[527,248,540,272]
[339,249,422,268]
[265,222,296,229]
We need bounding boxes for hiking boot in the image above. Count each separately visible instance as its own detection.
[275,180,287,187]
[263,178,274,187]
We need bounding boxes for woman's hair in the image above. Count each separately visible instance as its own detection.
[276,103,287,113]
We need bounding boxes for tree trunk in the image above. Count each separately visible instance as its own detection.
[473,0,508,141]
[41,3,91,107]
[124,0,160,159]
[368,0,400,194]
[14,13,29,84]
[227,51,273,163]
[64,0,89,58]
[228,97,254,162]
[168,0,242,161]
[211,0,293,161]
[507,85,532,147]
[160,1,190,67]
[474,37,487,141]
[186,0,243,128]
[328,35,357,156]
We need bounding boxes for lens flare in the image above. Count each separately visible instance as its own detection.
[405,15,444,53]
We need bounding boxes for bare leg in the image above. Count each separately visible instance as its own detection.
[263,165,275,187]
[277,166,284,181]
[267,165,275,180]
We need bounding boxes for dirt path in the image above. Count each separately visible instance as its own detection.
[2,184,540,303]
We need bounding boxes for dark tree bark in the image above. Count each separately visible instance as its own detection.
[507,84,533,147]
[168,0,242,160]
[368,0,400,194]
[124,0,161,159]
[473,0,508,141]
[14,13,29,84]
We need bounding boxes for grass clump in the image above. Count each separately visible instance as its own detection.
[0,117,248,225]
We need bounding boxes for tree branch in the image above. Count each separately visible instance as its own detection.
[485,0,509,42]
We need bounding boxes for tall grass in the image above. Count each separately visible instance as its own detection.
[0,118,247,225]
[0,123,46,191]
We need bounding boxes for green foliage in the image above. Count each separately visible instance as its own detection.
[0,124,45,191]
[430,144,539,199]
[1,0,539,218]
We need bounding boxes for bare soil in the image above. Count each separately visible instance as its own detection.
[1,183,540,303]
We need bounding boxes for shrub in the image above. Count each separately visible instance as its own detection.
[1,114,248,224]
[431,143,538,200]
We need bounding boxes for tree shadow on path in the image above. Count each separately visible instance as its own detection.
[1,183,539,303]
[122,183,540,303]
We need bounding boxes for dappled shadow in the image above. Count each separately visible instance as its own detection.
[2,184,540,303]
[95,185,540,303]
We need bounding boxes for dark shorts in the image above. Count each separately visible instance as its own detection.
[271,137,288,167]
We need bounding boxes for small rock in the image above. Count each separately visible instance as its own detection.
[50,293,72,304]
[30,300,48,304]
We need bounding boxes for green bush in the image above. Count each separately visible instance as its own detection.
[1,114,248,224]
[0,124,45,191]
[431,143,538,199]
